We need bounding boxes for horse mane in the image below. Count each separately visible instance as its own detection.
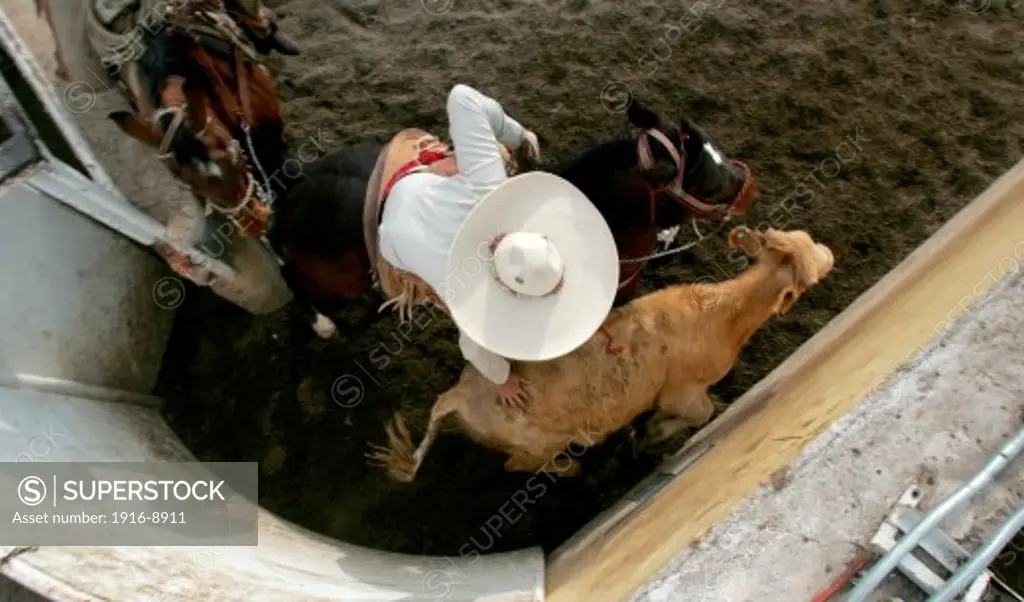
[524,136,653,223]
[543,137,638,178]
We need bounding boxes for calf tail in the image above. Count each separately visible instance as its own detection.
[366,390,464,483]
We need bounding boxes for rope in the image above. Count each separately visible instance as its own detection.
[619,219,705,265]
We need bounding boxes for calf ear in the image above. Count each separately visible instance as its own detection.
[728,226,764,256]
[772,286,800,316]
[626,100,660,130]
[109,111,161,148]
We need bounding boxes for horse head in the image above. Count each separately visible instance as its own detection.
[625,99,758,228]
[107,8,288,238]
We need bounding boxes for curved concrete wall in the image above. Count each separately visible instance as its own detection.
[0,173,544,602]
[0,387,544,602]
[0,9,546,598]
[0,175,173,394]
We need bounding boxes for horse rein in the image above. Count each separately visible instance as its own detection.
[153,104,188,159]
[137,3,276,236]
[616,128,757,287]
[189,26,273,188]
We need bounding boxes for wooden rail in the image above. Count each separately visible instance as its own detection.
[545,156,1024,602]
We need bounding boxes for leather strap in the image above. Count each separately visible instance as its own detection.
[191,39,252,125]
[638,128,757,220]
[234,45,253,125]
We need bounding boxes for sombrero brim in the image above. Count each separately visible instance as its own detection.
[443,171,619,362]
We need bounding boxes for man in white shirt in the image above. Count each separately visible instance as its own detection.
[378,84,620,409]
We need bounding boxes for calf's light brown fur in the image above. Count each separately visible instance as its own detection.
[368,226,835,482]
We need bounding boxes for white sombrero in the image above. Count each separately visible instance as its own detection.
[442,171,620,362]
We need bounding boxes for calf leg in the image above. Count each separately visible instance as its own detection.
[646,383,717,443]
[504,450,580,477]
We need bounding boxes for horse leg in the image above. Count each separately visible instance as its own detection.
[279,261,338,339]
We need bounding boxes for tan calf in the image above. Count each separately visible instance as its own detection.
[368,226,835,481]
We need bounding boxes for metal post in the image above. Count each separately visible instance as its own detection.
[844,425,1024,602]
[926,506,1024,602]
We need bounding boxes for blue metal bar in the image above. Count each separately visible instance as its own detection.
[845,425,1024,602]
[927,506,1024,602]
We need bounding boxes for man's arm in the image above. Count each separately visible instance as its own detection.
[445,84,528,189]
[458,329,511,385]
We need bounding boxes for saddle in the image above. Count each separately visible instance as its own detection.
[363,129,520,323]
[362,129,457,323]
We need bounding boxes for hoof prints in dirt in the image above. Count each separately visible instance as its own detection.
[159,0,1023,556]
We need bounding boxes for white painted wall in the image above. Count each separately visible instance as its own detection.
[0,176,174,394]
[0,385,545,602]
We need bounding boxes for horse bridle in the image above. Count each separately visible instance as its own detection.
[615,128,756,291]
[636,127,754,221]
[146,5,275,238]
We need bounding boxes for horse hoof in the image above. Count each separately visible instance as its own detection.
[313,314,338,339]
[270,29,301,55]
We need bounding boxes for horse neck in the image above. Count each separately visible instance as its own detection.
[546,138,652,220]
[243,126,293,192]
[184,44,291,178]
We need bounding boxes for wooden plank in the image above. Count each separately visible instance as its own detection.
[545,156,1024,602]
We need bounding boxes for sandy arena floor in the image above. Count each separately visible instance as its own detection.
[155,0,1023,556]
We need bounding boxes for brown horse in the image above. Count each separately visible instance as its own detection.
[266,98,758,338]
[103,2,293,277]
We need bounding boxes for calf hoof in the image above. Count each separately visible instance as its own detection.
[313,313,338,339]
[504,453,577,475]
[504,455,542,473]
[549,457,581,477]
[645,417,690,445]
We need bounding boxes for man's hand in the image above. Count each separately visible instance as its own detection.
[496,374,531,410]
[517,130,541,165]
[522,130,540,159]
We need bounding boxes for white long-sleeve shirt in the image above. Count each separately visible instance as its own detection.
[378,84,529,384]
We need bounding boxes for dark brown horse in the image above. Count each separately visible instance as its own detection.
[104,2,293,277]
[267,98,757,339]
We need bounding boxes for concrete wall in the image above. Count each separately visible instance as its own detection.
[629,269,1024,602]
[0,176,174,394]
[0,383,545,602]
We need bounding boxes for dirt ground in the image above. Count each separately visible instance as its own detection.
[154,0,1024,557]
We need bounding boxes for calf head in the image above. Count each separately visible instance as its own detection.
[728,226,834,316]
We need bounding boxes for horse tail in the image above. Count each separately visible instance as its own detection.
[366,390,466,483]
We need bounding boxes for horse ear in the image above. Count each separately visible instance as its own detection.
[626,99,660,130]
[109,111,160,148]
